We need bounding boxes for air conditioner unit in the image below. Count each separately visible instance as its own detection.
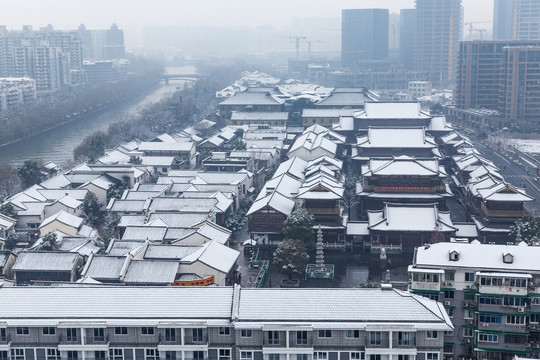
[518,307,525,313]
[466,285,471,289]
[462,302,469,308]
[466,320,474,325]
[482,323,490,327]
[464,338,471,344]
[444,301,451,306]
[535,344,540,349]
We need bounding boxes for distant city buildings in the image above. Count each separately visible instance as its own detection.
[455,40,540,124]
[0,77,36,111]
[341,9,389,68]
[493,0,540,40]
[0,24,126,95]
[400,9,417,71]
[78,23,126,60]
[414,0,463,87]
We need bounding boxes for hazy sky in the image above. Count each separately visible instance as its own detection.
[3,0,494,46]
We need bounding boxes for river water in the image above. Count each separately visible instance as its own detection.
[0,65,196,167]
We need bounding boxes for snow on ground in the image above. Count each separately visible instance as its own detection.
[508,139,540,154]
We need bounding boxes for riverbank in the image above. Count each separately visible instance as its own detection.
[0,80,161,150]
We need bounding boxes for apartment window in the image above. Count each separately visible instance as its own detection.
[463,328,473,338]
[425,354,439,360]
[95,351,106,360]
[268,355,280,360]
[219,327,231,336]
[369,356,381,360]
[166,328,177,342]
[444,271,455,281]
[109,349,124,360]
[114,327,128,335]
[10,349,24,360]
[67,351,78,360]
[42,327,56,335]
[506,315,528,325]
[443,290,454,299]
[268,331,280,345]
[240,352,253,360]
[426,331,438,339]
[16,327,29,335]
[345,330,360,338]
[218,349,231,360]
[93,328,105,341]
[297,331,308,345]
[478,333,498,343]
[447,308,455,318]
[465,273,475,282]
[46,349,59,360]
[398,332,410,346]
[192,328,203,342]
[241,329,253,338]
[0,329,5,341]
[297,355,309,360]
[141,327,155,335]
[145,349,159,360]
[350,353,364,360]
[369,332,381,345]
[0,351,7,360]
[479,315,502,324]
[313,353,327,360]
[66,328,78,342]
[463,309,473,319]
[193,351,205,360]
[318,330,331,338]
[398,356,410,360]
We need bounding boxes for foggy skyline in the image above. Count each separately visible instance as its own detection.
[4,0,494,49]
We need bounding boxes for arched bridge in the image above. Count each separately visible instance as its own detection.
[161,73,207,84]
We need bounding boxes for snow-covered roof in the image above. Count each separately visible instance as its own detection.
[40,174,72,189]
[302,108,358,118]
[82,255,126,281]
[12,252,79,272]
[414,241,540,273]
[141,156,176,167]
[231,112,289,121]
[181,241,239,274]
[288,132,337,158]
[357,127,437,149]
[353,102,431,120]
[247,191,295,216]
[219,92,284,106]
[476,182,534,202]
[144,245,200,260]
[55,195,82,209]
[273,157,308,181]
[362,156,445,177]
[0,286,235,320]
[237,288,452,328]
[368,203,456,232]
[138,142,194,152]
[39,210,83,230]
[123,260,179,285]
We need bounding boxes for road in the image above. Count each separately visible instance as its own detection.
[471,139,540,216]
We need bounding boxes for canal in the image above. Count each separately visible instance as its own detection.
[0,65,196,167]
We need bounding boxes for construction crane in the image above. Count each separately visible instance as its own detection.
[465,21,490,39]
[277,35,307,59]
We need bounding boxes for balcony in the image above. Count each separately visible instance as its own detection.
[59,334,82,345]
[480,203,526,218]
[84,335,109,345]
[289,338,313,347]
[263,338,286,347]
[184,335,208,345]
[0,335,9,344]
[410,281,441,292]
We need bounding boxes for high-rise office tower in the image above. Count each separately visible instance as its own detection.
[341,9,389,69]
[399,9,416,70]
[494,0,540,40]
[493,0,514,40]
[414,0,463,87]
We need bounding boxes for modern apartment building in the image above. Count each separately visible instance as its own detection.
[341,9,389,68]
[0,25,82,92]
[414,0,463,87]
[455,41,540,122]
[0,286,453,360]
[0,77,36,111]
[400,9,417,71]
[409,240,540,360]
[493,0,540,40]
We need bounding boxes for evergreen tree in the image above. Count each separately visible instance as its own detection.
[273,239,309,280]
